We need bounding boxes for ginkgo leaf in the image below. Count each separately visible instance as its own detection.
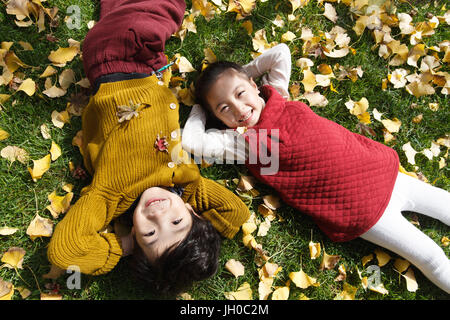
[50,140,62,161]
[257,218,271,237]
[262,195,280,210]
[309,241,321,259]
[1,247,26,269]
[402,142,418,165]
[48,46,78,66]
[43,85,67,98]
[320,251,341,270]
[0,129,10,141]
[5,51,30,73]
[374,248,391,267]
[1,145,29,164]
[47,190,73,218]
[281,31,296,43]
[381,118,401,133]
[51,110,70,128]
[0,278,14,300]
[301,69,317,92]
[175,55,196,73]
[323,3,338,23]
[271,286,289,300]
[59,69,76,90]
[237,175,256,191]
[17,78,35,96]
[40,124,51,139]
[224,282,253,300]
[302,91,329,107]
[26,214,53,240]
[334,282,358,300]
[289,269,319,289]
[39,65,58,78]
[393,258,410,273]
[225,259,245,278]
[258,279,273,300]
[27,154,51,182]
[362,253,373,267]
[402,268,418,292]
[0,227,19,236]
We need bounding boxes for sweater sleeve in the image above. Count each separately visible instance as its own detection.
[243,43,291,99]
[185,177,250,239]
[182,104,247,162]
[47,189,122,275]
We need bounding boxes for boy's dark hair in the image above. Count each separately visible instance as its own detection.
[129,212,221,296]
[121,196,221,296]
[194,61,249,129]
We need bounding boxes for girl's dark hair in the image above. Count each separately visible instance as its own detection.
[121,196,221,296]
[194,61,249,130]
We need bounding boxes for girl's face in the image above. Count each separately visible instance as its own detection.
[205,69,265,128]
[133,187,193,262]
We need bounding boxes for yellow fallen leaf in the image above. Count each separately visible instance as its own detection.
[225,259,245,278]
[0,278,14,300]
[242,221,257,235]
[16,286,31,299]
[402,142,418,165]
[51,110,70,128]
[43,85,67,98]
[40,124,51,139]
[50,140,62,161]
[258,279,273,300]
[48,46,78,65]
[406,80,435,98]
[441,236,449,247]
[334,282,358,300]
[5,51,30,73]
[381,118,402,133]
[374,248,391,267]
[369,282,389,295]
[272,286,289,300]
[0,129,10,141]
[289,269,319,289]
[42,264,65,280]
[323,3,337,23]
[262,195,281,210]
[301,69,317,92]
[28,154,51,182]
[1,247,26,269]
[1,145,29,164]
[393,258,410,273]
[0,94,11,104]
[261,262,281,279]
[402,268,418,292]
[175,55,196,73]
[26,214,53,240]
[281,31,296,43]
[0,227,19,236]
[236,175,256,191]
[47,190,73,218]
[241,20,253,35]
[320,250,340,270]
[257,218,271,237]
[362,253,373,267]
[39,65,58,78]
[17,78,36,96]
[309,241,321,259]
[224,282,253,300]
[40,292,63,300]
[335,264,347,282]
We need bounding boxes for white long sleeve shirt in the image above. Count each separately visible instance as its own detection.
[181,43,291,163]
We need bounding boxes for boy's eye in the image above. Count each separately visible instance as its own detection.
[145,230,155,237]
[173,218,183,225]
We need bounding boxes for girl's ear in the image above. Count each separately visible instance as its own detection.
[249,77,260,93]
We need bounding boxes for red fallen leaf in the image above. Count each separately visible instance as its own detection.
[154,134,169,153]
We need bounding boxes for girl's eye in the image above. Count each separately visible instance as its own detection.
[173,218,183,225]
[145,230,155,237]
[220,106,229,113]
[238,91,245,97]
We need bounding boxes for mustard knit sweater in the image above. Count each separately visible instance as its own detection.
[47,74,250,275]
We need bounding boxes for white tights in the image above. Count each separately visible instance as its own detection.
[360,172,450,294]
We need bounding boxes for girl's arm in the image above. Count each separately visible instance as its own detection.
[243,43,292,99]
[182,104,246,162]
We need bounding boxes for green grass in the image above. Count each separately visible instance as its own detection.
[0,0,449,300]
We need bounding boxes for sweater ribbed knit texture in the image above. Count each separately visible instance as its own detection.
[244,85,399,242]
[47,75,249,275]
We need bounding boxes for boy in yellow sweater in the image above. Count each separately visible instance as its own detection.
[47,0,250,295]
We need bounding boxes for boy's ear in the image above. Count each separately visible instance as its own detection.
[185,203,204,220]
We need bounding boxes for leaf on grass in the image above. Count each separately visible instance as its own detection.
[271,286,289,300]
[1,247,26,269]
[323,3,337,23]
[225,259,245,278]
[402,142,418,165]
[39,65,58,78]
[47,190,73,218]
[224,282,252,300]
[27,154,51,182]
[374,248,391,267]
[42,264,65,280]
[50,140,62,161]
[0,129,10,141]
[393,258,410,273]
[43,85,66,98]
[0,278,14,300]
[334,282,357,300]
[289,269,319,289]
[320,250,340,270]
[401,268,419,292]
[0,227,19,236]
[17,78,35,96]
[40,124,51,139]
[48,46,78,66]
[309,241,321,260]
[1,146,29,164]
[51,110,70,128]
[26,214,53,240]
[302,91,329,107]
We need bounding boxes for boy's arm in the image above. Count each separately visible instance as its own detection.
[182,104,246,161]
[243,43,291,99]
[185,176,250,239]
[47,189,123,275]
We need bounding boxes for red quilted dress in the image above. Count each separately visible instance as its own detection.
[244,85,400,242]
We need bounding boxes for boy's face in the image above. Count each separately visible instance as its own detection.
[133,187,193,262]
[205,69,264,128]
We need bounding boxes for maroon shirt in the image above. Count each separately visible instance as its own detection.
[244,85,399,242]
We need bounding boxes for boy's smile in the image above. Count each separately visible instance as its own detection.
[206,69,265,128]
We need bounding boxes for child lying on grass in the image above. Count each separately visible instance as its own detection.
[47,0,249,296]
[182,43,450,294]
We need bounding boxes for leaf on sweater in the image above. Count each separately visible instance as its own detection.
[1,247,26,269]
[26,214,53,240]
[27,154,51,182]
